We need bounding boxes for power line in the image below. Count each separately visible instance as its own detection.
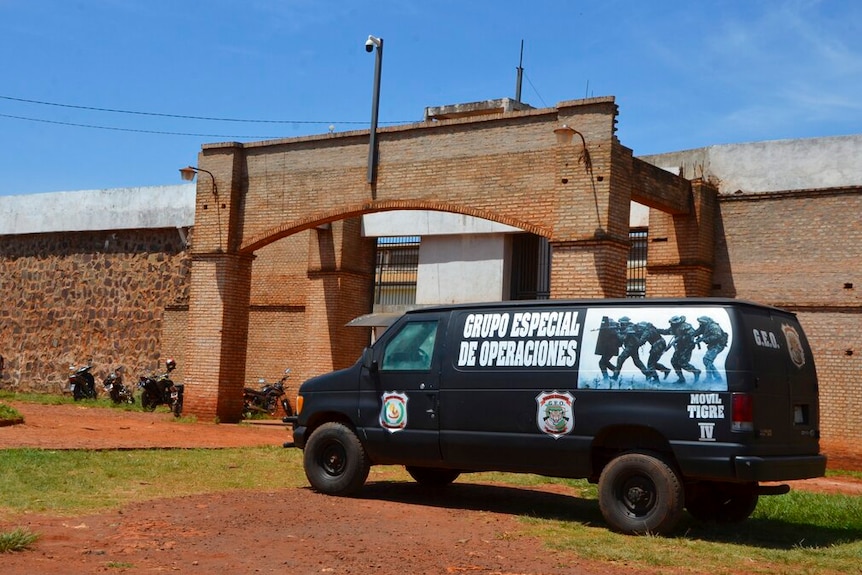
[0,113,282,139]
[0,94,407,125]
[523,72,547,108]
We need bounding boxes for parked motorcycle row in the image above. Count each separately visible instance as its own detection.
[67,359,293,420]
[66,358,184,417]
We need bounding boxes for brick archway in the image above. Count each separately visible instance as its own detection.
[183,97,708,422]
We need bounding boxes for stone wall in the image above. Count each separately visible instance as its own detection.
[0,228,190,392]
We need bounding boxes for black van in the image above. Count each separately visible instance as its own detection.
[288,298,826,534]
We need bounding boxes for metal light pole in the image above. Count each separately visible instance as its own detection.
[365,35,383,185]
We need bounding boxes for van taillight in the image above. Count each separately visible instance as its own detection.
[732,393,754,432]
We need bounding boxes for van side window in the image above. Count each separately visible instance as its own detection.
[381,321,438,371]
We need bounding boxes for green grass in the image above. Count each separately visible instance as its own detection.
[0,390,75,406]
[0,447,305,516]
[0,402,22,422]
[0,390,192,422]
[465,472,862,575]
[0,450,859,573]
[0,528,39,553]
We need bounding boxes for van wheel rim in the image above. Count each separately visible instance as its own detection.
[620,476,656,516]
[320,442,347,476]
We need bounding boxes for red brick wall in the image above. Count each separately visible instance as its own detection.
[797,311,862,443]
[712,188,862,442]
[181,98,651,420]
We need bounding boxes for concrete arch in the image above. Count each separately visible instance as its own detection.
[240,200,549,253]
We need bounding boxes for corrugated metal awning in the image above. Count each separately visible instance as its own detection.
[345,312,403,328]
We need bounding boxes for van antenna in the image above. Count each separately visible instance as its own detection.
[515,39,524,103]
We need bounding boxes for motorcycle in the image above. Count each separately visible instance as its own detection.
[103,366,135,405]
[243,368,292,418]
[138,358,184,417]
[68,362,97,400]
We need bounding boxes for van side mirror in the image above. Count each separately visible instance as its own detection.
[361,347,378,373]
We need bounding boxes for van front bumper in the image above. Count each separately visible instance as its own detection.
[733,454,827,482]
[291,425,308,449]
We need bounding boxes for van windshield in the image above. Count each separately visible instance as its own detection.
[381,321,438,371]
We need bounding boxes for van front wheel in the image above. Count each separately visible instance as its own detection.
[303,422,370,496]
[406,466,461,487]
[598,452,684,535]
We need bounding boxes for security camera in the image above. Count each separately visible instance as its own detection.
[365,35,381,52]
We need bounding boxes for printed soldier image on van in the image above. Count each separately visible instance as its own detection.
[579,308,732,391]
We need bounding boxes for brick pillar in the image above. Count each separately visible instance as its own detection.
[184,252,253,423]
[549,119,630,299]
[304,218,376,377]
[549,239,629,298]
[184,144,253,423]
[646,180,718,296]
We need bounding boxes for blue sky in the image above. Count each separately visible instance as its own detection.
[1,0,860,196]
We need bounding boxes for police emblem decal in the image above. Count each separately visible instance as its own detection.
[536,391,575,439]
[380,391,408,433]
[781,324,805,369]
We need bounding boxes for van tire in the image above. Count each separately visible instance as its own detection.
[686,481,759,523]
[405,466,461,487]
[598,452,684,535]
[304,422,370,496]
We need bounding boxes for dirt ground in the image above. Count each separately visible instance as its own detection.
[1,402,861,575]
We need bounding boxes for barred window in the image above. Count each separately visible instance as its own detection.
[627,228,648,298]
[510,233,551,300]
[374,236,419,306]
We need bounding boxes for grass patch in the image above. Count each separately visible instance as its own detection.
[0,528,39,552]
[0,391,74,406]
[829,468,862,481]
[0,402,23,423]
[0,447,305,516]
[0,390,176,415]
[464,472,862,575]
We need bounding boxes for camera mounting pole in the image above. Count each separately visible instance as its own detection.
[365,35,383,185]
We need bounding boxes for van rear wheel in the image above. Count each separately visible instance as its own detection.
[304,422,370,496]
[686,481,759,523]
[598,452,684,535]
[405,466,460,487]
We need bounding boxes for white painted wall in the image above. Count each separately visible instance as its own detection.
[639,134,862,194]
[0,185,196,235]
[416,234,509,304]
[362,210,521,236]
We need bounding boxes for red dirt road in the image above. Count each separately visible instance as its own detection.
[1,402,860,574]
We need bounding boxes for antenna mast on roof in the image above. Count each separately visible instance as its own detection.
[515,39,524,103]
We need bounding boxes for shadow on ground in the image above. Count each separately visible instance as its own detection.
[355,479,862,549]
